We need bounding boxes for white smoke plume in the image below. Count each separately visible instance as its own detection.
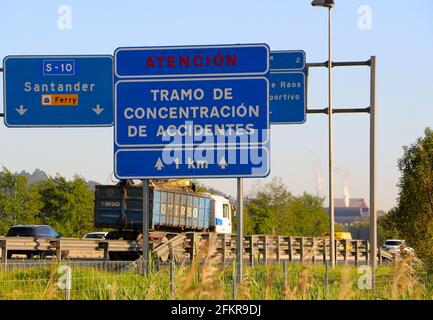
[337,166,351,207]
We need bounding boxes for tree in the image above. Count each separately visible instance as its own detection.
[245,177,293,234]
[377,209,400,243]
[244,203,274,234]
[244,177,330,236]
[391,128,433,268]
[287,193,329,236]
[35,175,94,237]
[0,168,42,235]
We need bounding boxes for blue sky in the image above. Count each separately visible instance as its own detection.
[1,0,432,211]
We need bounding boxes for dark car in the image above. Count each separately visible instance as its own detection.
[5,225,63,259]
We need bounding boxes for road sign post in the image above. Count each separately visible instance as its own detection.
[142,179,150,275]
[236,178,244,285]
[3,55,113,127]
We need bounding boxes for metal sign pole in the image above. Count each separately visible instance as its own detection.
[142,179,150,275]
[369,56,377,289]
[327,7,336,267]
[236,178,244,285]
[307,56,377,282]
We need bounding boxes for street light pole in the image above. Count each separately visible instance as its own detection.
[327,6,336,268]
[312,0,335,267]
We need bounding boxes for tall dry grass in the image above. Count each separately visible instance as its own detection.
[285,238,320,300]
[1,238,432,300]
[181,234,224,299]
[337,265,351,300]
[391,252,424,300]
[39,262,59,300]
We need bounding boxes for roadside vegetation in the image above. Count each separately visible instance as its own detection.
[0,169,95,237]
[374,128,433,271]
[0,169,333,238]
[1,127,432,296]
[384,128,433,271]
[0,248,429,300]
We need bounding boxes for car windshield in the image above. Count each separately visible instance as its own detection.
[6,227,35,237]
[37,227,59,238]
[385,241,402,246]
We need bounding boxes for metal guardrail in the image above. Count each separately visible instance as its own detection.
[152,233,186,261]
[50,238,101,260]
[185,233,376,265]
[0,234,394,265]
[0,237,101,262]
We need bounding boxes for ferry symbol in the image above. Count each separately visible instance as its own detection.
[41,94,52,106]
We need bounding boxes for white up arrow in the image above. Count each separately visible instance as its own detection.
[92,104,104,115]
[218,157,228,169]
[16,105,28,116]
[155,158,164,171]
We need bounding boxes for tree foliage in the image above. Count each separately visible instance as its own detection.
[388,128,433,267]
[377,209,400,243]
[1,167,335,239]
[0,168,94,237]
[0,168,42,235]
[35,175,94,237]
[243,177,329,236]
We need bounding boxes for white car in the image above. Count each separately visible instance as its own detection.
[83,232,108,239]
[382,239,414,254]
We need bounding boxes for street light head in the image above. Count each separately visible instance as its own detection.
[311,0,334,8]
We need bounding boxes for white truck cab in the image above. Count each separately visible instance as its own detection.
[210,195,232,234]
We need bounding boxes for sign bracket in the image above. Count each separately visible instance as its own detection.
[307,107,370,114]
[306,56,377,288]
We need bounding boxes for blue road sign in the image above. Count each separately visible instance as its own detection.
[269,51,307,124]
[115,44,269,78]
[3,55,113,127]
[115,77,269,148]
[270,50,305,71]
[115,146,269,179]
[114,44,270,179]
[270,72,306,124]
